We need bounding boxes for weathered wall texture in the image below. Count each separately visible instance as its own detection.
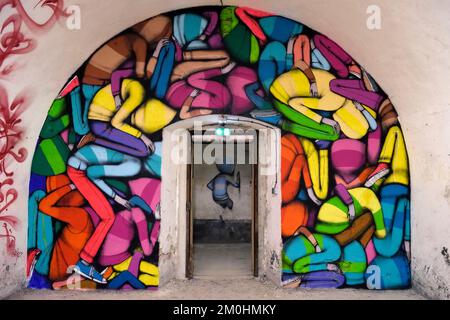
[1,0,449,299]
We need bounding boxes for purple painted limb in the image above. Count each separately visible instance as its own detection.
[334,184,353,205]
[330,78,384,111]
[300,271,345,288]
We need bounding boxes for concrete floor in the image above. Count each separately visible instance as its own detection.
[6,243,426,300]
[7,278,425,300]
[193,243,252,279]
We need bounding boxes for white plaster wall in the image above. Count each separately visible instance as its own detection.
[1,0,449,299]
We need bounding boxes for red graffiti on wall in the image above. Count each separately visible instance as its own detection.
[0,222,21,257]
[0,85,28,256]
[0,0,69,256]
[0,0,69,67]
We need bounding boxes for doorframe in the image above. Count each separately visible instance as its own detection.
[158,115,282,287]
[186,162,194,279]
[252,160,259,277]
[186,139,259,279]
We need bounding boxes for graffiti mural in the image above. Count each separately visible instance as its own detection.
[27,6,410,290]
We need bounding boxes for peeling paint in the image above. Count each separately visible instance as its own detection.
[441,247,450,266]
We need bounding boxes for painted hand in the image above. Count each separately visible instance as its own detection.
[348,203,356,222]
[114,194,131,210]
[321,117,340,134]
[153,38,170,58]
[114,95,122,109]
[310,82,319,97]
[307,187,322,206]
[221,61,236,74]
[190,89,201,98]
[404,240,411,262]
[154,203,161,220]
[141,134,155,154]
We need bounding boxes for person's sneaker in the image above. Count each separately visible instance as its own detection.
[365,163,390,188]
[73,260,107,284]
[76,132,96,149]
[327,263,343,274]
[282,274,302,288]
[250,109,282,126]
[26,248,41,282]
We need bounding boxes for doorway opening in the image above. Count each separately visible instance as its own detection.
[186,134,258,279]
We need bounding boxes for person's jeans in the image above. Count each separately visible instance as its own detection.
[67,166,115,264]
[90,121,149,158]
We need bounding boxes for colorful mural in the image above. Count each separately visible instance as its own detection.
[27,6,410,290]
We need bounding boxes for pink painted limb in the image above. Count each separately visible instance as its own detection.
[131,208,152,256]
[202,11,219,36]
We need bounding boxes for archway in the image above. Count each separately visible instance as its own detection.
[27,5,410,290]
[158,115,281,286]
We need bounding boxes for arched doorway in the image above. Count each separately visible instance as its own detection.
[27,5,410,291]
[158,115,281,285]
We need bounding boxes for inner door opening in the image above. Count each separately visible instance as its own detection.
[186,136,258,279]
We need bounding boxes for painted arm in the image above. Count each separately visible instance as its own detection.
[313,34,353,78]
[334,184,355,221]
[110,80,145,138]
[226,172,240,188]
[290,35,318,97]
[111,67,134,98]
[131,34,148,78]
[171,50,230,81]
[334,184,353,205]
[39,185,85,225]
[179,89,212,119]
[146,38,171,78]
[294,227,321,253]
[244,82,272,110]
[349,188,386,238]
[130,208,152,256]
[202,11,219,37]
[292,34,311,67]
[287,97,323,123]
[186,68,222,89]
